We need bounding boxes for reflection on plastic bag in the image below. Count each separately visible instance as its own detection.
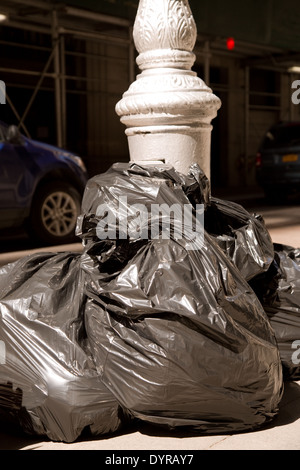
[0,162,283,441]
[205,198,274,281]
[0,253,128,442]
[182,165,274,280]
[79,163,283,433]
[250,244,300,381]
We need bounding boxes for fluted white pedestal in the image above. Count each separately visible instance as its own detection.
[116,0,221,178]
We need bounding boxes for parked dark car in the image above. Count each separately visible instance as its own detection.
[256,121,300,201]
[0,121,88,245]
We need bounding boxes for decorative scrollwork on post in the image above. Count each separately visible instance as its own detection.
[116,0,221,178]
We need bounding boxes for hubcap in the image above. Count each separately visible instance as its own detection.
[41,191,78,237]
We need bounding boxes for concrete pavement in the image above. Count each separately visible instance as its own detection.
[0,201,300,450]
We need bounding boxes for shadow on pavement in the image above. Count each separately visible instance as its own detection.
[0,431,43,450]
[270,381,300,427]
[137,380,300,439]
[1,381,300,449]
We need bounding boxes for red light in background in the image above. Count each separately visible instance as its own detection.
[256,153,262,167]
[226,37,235,50]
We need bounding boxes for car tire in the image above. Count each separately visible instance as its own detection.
[28,181,82,245]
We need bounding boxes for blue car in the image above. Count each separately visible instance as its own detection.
[0,121,88,245]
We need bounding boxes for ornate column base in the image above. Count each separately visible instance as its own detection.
[126,124,212,176]
[116,0,221,178]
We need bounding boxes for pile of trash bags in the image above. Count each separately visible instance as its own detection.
[0,161,299,443]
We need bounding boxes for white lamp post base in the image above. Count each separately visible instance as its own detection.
[116,0,221,178]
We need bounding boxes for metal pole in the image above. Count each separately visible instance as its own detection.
[18,47,56,130]
[244,66,250,186]
[58,27,130,46]
[6,92,31,138]
[129,26,135,85]
[60,34,67,149]
[52,10,63,148]
[204,40,210,85]
[116,0,221,177]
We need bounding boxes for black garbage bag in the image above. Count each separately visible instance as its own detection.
[186,166,300,382]
[0,162,284,440]
[205,198,274,281]
[76,162,283,434]
[250,243,300,381]
[0,252,127,442]
[183,165,274,281]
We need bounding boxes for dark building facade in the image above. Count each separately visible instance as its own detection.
[0,0,300,190]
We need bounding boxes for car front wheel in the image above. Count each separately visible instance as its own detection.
[29,181,82,245]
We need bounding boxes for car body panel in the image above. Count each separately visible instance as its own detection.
[257,122,300,193]
[0,121,88,231]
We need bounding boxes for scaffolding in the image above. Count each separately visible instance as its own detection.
[0,1,134,174]
[0,0,296,185]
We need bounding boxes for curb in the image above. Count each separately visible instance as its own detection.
[0,243,83,267]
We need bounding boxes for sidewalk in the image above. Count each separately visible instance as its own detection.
[0,378,300,450]
[0,199,300,450]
